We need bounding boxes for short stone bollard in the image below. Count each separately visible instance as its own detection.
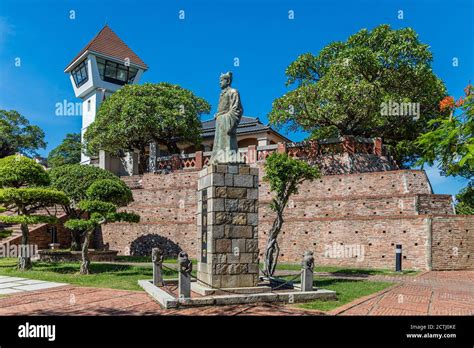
[301,251,314,292]
[152,248,164,287]
[178,251,192,298]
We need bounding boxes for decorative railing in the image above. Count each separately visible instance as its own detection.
[150,136,386,172]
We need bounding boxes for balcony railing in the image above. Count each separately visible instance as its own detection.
[151,136,387,172]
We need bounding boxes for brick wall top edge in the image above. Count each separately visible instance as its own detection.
[120,169,427,180]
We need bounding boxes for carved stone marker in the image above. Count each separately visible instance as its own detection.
[301,250,315,292]
[178,251,192,298]
[197,163,259,289]
[151,247,164,287]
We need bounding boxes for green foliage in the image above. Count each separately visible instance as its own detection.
[417,85,473,179]
[64,219,96,233]
[106,212,140,223]
[0,214,58,225]
[268,25,447,166]
[86,179,133,206]
[84,83,211,160]
[47,133,81,168]
[0,155,50,188]
[77,200,117,215]
[0,109,46,158]
[0,188,69,208]
[264,153,320,209]
[49,164,120,205]
[455,184,474,215]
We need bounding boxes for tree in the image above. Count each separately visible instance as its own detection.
[0,110,46,158]
[49,164,131,250]
[417,85,473,178]
[417,84,473,215]
[47,133,81,168]
[262,153,320,278]
[455,184,473,215]
[268,24,447,166]
[64,179,139,274]
[84,83,211,173]
[0,155,69,270]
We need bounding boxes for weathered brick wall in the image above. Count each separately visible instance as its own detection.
[6,219,71,250]
[431,216,474,270]
[102,168,472,270]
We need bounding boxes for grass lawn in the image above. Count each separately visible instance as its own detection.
[276,262,419,276]
[297,277,393,312]
[0,258,398,311]
[0,258,182,291]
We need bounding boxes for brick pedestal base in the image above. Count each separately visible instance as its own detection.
[196,163,259,288]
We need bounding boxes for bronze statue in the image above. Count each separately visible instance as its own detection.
[209,72,243,164]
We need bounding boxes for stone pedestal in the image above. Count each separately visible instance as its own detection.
[196,164,259,289]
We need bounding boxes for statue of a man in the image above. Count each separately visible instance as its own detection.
[210,72,243,164]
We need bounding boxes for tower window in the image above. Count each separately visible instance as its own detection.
[96,57,138,85]
[71,60,89,87]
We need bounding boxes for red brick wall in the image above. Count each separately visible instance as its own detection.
[431,216,474,270]
[7,218,71,250]
[102,169,473,270]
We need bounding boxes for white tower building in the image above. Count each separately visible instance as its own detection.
[64,25,148,170]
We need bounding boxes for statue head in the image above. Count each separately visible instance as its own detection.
[220,71,232,89]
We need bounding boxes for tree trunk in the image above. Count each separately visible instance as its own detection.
[70,230,81,251]
[18,223,32,270]
[80,230,93,275]
[263,209,284,278]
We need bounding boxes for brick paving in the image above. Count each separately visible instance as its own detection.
[333,271,474,316]
[0,271,471,316]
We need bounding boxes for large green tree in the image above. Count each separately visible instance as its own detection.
[84,83,211,173]
[47,133,81,168]
[49,164,132,250]
[0,110,46,158]
[268,24,447,166]
[0,156,69,270]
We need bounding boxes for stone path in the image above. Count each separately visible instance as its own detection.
[0,285,324,316]
[331,271,474,316]
[0,271,471,315]
[0,276,66,295]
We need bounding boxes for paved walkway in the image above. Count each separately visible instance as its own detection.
[0,276,66,295]
[332,271,474,316]
[0,271,471,315]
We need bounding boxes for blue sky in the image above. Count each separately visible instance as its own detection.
[0,0,472,195]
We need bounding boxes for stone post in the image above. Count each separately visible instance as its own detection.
[195,151,203,170]
[151,247,164,287]
[301,251,314,292]
[374,137,383,156]
[149,142,157,173]
[277,142,287,154]
[197,163,259,289]
[178,251,192,298]
[248,145,257,164]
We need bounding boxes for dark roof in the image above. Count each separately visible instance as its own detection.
[201,116,290,141]
[65,25,148,71]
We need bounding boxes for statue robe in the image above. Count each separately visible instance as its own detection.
[210,87,243,164]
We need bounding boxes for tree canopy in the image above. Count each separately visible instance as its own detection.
[268,24,447,166]
[417,85,473,179]
[47,133,81,168]
[83,83,211,171]
[64,178,138,274]
[0,110,46,158]
[0,155,69,270]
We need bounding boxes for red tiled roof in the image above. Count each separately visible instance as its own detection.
[65,25,148,71]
